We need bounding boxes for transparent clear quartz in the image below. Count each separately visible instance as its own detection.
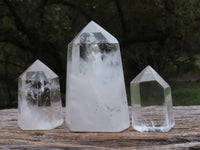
[66,21,130,132]
[131,65,175,132]
[18,60,63,130]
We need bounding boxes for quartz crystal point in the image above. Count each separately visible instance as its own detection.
[131,66,175,132]
[66,21,130,132]
[18,60,63,130]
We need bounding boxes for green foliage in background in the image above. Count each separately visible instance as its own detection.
[172,82,200,106]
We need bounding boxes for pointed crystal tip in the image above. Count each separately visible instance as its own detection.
[88,20,97,26]
[30,59,44,67]
[19,59,57,79]
[141,65,154,73]
[131,65,169,88]
[146,65,153,69]
[34,59,42,63]
[70,20,118,44]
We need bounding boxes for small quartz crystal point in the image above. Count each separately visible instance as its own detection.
[18,60,63,130]
[130,65,175,132]
[66,21,130,132]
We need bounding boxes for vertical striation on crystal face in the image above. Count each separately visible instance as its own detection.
[66,21,130,132]
[18,60,63,130]
[131,65,175,132]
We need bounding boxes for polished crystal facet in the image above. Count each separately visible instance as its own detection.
[131,66,175,132]
[18,60,63,130]
[66,21,130,132]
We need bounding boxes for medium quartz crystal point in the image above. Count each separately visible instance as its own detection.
[66,21,130,132]
[18,60,63,130]
[131,65,175,132]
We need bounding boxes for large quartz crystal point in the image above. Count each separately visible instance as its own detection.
[18,60,63,130]
[130,65,175,132]
[66,21,130,132]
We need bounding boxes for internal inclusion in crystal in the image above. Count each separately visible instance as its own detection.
[131,66,175,132]
[18,60,63,130]
[66,21,130,132]
[26,71,50,106]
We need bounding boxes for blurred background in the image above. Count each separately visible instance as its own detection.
[0,0,200,109]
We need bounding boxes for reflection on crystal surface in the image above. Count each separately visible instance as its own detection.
[131,65,175,132]
[66,21,130,132]
[18,60,63,130]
